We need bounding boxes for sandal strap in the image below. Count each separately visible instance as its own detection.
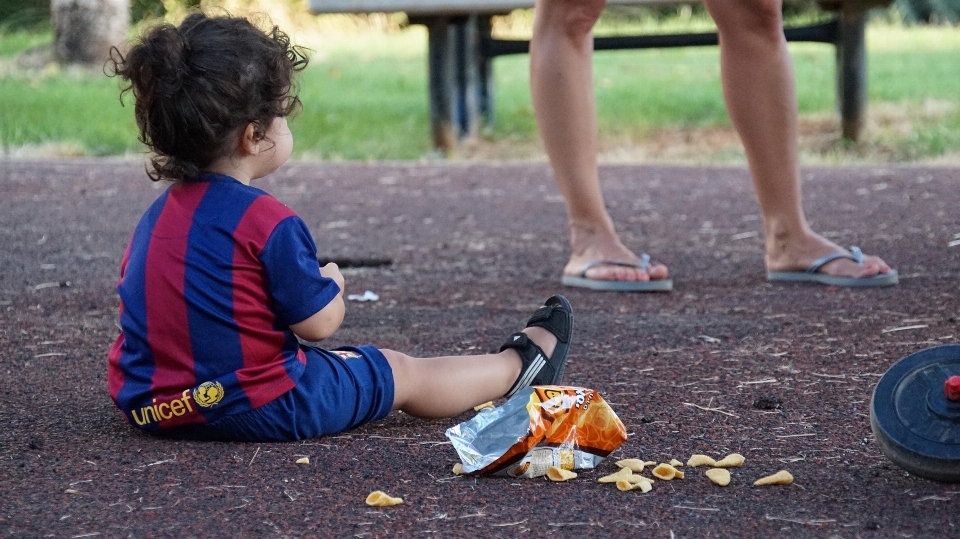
[525,304,572,344]
[499,333,549,398]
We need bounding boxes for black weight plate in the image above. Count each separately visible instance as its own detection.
[871,345,960,482]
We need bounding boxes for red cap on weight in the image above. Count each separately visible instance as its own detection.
[945,376,960,402]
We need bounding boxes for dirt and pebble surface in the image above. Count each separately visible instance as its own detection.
[1,158,959,538]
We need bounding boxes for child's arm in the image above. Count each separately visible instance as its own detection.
[290,262,345,341]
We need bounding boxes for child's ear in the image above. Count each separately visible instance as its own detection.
[238,123,261,155]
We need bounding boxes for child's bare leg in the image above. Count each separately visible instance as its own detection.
[383,326,556,418]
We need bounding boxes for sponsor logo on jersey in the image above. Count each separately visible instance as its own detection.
[193,381,225,407]
[129,390,195,426]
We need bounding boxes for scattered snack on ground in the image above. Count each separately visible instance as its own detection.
[705,468,731,486]
[687,454,718,467]
[546,466,578,482]
[644,460,656,467]
[365,491,403,507]
[473,401,495,411]
[754,470,793,486]
[715,453,745,468]
[599,467,635,483]
[452,463,465,475]
[616,477,653,492]
[616,479,640,491]
[616,458,646,473]
[652,463,680,480]
[669,459,683,467]
[623,474,643,485]
[295,457,310,465]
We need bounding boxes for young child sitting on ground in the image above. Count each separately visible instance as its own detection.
[106,12,575,442]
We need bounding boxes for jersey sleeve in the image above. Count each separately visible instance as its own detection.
[259,216,341,327]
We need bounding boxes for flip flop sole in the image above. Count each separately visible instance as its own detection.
[767,269,898,287]
[562,275,673,292]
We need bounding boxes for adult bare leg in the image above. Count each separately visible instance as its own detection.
[530,0,668,284]
[703,0,892,279]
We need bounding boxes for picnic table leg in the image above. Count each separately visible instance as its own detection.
[457,15,482,140]
[477,16,495,131]
[424,16,488,156]
[426,17,458,154]
[836,6,867,141]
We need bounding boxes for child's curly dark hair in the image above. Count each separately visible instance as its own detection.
[109,13,308,182]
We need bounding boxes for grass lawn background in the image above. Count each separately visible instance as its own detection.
[0,14,958,164]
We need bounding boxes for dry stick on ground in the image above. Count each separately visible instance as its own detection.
[682,402,739,418]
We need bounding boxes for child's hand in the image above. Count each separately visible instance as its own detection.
[320,262,345,295]
[290,262,346,342]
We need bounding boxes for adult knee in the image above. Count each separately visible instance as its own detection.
[705,0,784,45]
[537,0,606,39]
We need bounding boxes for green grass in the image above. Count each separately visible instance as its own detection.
[293,30,432,160]
[0,27,49,57]
[0,71,134,156]
[0,20,958,162]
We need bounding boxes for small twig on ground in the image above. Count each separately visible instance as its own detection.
[249,446,260,466]
[739,378,778,385]
[683,402,739,418]
[613,520,647,527]
[882,324,929,333]
[916,495,951,502]
[765,515,836,525]
[491,520,527,527]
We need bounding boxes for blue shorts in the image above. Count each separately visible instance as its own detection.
[161,345,395,442]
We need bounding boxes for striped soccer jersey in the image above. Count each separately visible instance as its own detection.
[108,173,340,431]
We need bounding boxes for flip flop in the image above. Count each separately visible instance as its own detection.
[561,254,673,292]
[767,246,898,287]
[500,295,574,398]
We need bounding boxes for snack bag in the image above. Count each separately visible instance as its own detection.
[446,386,627,478]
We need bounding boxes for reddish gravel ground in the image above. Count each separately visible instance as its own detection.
[2,158,959,539]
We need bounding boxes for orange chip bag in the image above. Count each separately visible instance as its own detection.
[446,386,628,478]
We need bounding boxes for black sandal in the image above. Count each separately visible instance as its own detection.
[500,295,574,398]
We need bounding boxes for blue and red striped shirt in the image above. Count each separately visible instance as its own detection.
[108,173,340,431]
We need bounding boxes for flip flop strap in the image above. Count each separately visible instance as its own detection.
[806,246,864,274]
[579,254,651,277]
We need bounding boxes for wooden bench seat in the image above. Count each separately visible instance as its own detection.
[309,0,893,153]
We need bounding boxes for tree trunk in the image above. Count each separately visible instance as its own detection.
[51,0,129,65]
